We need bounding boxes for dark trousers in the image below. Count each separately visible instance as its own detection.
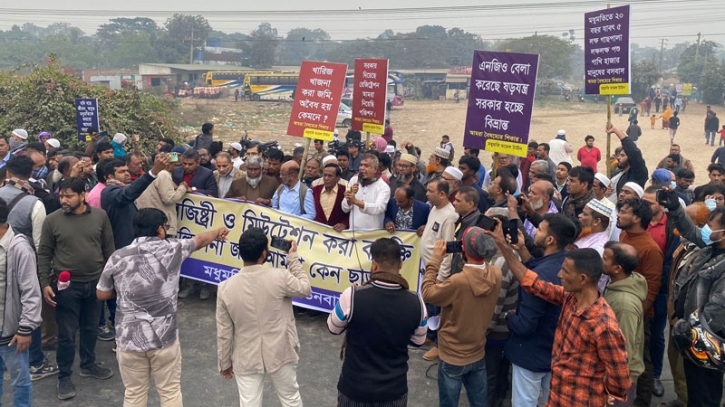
[55,279,102,380]
[426,303,440,343]
[338,391,407,407]
[684,358,723,407]
[634,318,653,407]
[98,298,116,327]
[484,341,510,407]
[29,327,43,368]
[651,293,668,378]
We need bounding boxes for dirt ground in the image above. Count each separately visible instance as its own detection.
[179,96,718,183]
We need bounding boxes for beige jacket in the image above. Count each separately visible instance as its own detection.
[135,170,187,235]
[216,253,311,375]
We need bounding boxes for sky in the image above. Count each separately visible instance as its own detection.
[2,0,725,50]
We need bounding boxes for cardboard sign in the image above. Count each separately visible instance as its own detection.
[584,5,631,95]
[74,98,99,142]
[287,61,347,141]
[463,51,539,157]
[351,59,389,134]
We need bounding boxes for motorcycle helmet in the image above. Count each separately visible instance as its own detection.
[673,310,725,371]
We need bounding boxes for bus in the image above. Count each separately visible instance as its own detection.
[203,71,274,87]
[343,74,404,106]
[243,73,299,101]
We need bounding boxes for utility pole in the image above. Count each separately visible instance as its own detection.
[185,27,196,65]
[695,32,701,63]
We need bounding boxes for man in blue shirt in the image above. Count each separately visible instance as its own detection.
[0,136,12,169]
[272,160,316,220]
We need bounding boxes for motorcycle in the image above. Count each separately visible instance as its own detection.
[238,131,280,157]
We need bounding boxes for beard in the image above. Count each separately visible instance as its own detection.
[578,226,593,238]
[426,163,438,174]
[529,198,544,211]
[246,175,262,188]
[62,202,80,215]
[617,160,628,169]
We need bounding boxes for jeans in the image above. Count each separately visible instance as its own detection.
[29,326,44,368]
[99,298,116,328]
[511,364,550,407]
[56,279,102,380]
[438,358,487,407]
[706,130,717,145]
[0,334,32,407]
[484,341,510,407]
[684,358,723,407]
[651,293,667,378]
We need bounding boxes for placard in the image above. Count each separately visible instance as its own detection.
[287,61,347,142]
[74,98,99,142]
[352,59,389,134]
[463,51,539,157]
[584,5,631,95]
[681,83,693,96]
[176,195,422,313]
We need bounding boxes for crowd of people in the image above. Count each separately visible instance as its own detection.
[1,103,725,407]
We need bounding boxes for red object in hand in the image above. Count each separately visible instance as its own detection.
[58,271,70,283]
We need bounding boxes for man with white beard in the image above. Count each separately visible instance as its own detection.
[521,180,558,238]
[224,156,279,205]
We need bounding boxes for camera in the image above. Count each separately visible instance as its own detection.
[445,241,463,254]
[270,237,292,252]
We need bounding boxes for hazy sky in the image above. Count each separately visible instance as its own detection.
[3,0,724,49]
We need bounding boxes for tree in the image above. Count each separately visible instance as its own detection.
[699,60,725,105]
[96,17,159,47]
[248,23,279,68]
[158,14,212,63]
[678,40,720,84]
[631,60,661,102]
[495,35,575,79]
[281,28,330,65]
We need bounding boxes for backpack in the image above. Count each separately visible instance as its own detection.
[275,182,309,215]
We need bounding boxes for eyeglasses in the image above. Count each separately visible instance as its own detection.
[163,224,170,231]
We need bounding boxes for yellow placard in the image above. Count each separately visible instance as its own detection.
[176,195,422,312]
[599,83,630,95]
[362,123,384,134]
[484,139,527,157]
[303,128,334,141]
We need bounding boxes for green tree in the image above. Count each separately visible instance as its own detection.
[631,60,661,101]
[677,40,720,84]
[157,14,212,63]
[699,60,725,105]
[96,17,159,46]
[281,28,330,65]
[495,35,575,79]
[248,23,279,68]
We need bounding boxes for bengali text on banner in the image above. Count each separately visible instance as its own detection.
[463,50,539,158]
[175,194,422,313]
[351,58,389,135]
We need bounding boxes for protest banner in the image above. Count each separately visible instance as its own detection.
[287,61,348,142]
[681,83,693,96]
[584,5,631,95]
[352,58,389,134]
[463,51,539,157]
[176,194,422,313]
[74,98,99,142]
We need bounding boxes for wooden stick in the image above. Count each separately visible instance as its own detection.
[607,95,612,178]
[299,138,311,180]
[492,152,499,180]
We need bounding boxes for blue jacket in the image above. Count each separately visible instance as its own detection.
[172,166,218,197]
[101,172,155,249]
[505,250,566,372]
[383,199,430,231]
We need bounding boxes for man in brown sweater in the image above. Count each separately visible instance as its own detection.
[422,227,502,407]
[616,197,663,407]
[224,156,278,205]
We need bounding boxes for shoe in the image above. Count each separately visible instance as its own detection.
[97,325,115,341]
[30,360,59,381]
[199,286,211,300]
[57,378,76,400]
[178,286,194,299]
[653,378,665,397]
[112,342,117,353]
[423,346,439,361]
[79,364,114,380]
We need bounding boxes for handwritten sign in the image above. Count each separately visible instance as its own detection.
[176,195,422,313]
[584,5,631,95]
[463,51,539,157]
[287,61,347,142]
[74,98,99,142]
[352,59,389,134]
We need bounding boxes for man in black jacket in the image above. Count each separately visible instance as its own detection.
[606,123,649,201]
[450,186,484,275]
[172,150,218,197]
[663,190,725,407]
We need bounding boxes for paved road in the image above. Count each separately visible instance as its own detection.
[10,296,682,407]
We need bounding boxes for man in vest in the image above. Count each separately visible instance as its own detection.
[327,237,427,406]
[0,156,59,381]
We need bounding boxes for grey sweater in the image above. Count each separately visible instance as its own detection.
[37,205,115,287]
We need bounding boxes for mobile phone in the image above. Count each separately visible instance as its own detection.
[99,130,109,138]
[270,237,292,252]
[169,152,179,163]
[516,196,523,206]
[508,219,519,245]
[656,189,668,205]
[478,215,497,232]
[445,241,462,254]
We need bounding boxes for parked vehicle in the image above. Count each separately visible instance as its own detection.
[613,97,636,113]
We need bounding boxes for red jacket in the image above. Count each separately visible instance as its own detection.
[312,184,349,228]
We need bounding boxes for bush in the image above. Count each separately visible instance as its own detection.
[0,58,180,152]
